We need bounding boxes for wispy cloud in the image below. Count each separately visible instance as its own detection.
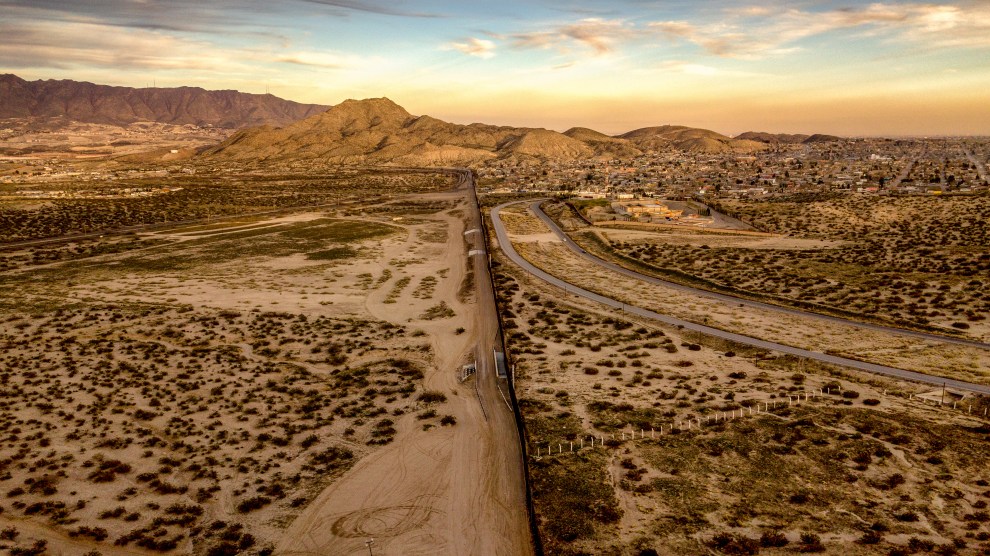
[492,3,990,63]
[0,0,442,27]
[659,60,720,76]
[296,0,444,18]
[0,19,238,70]
[447,38,497,59]
[0,17,383,76]
[511,18,634,56]
[275,51,370,68]
[0,1,272,34]
[650,2,990,59]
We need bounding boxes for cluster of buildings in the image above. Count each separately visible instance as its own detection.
[476,137,990,200]
[612,200,683,219]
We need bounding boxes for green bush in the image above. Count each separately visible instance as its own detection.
[760,531,788,547]
[236,496,271,513]
[418,391,447,404]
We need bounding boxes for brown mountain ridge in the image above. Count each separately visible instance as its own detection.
[2,75,841,162]
[0,74,328,129]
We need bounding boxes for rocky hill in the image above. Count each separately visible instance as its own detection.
[620,125,765,153]
[205,98,597,165]
[736,131,843,144]
[206,98,807,164]
[802,133,844,143]
[735,131,810,144]
[0,74,327,128]
[563,127,643,158]
[501,129,593,158]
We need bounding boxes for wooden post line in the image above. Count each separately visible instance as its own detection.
[529,388,988,459]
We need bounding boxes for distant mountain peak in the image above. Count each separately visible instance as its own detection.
[735,131,810,144]
[336,97,404,110]
[0,74,328,128]
[803,133,844,143]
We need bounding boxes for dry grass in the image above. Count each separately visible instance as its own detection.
[490,213,990,556]
[698,194,990,339]
[503,206,990,385]
[0,169,462,555]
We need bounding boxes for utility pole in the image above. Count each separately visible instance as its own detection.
[940,382,946,406]
[365,538,374,555]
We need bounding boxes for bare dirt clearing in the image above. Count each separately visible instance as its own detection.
[598,228,844,251]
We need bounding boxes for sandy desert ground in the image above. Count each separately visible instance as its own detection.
[0,179,528,555]
[0,120,230,164]
[489,204,990,555]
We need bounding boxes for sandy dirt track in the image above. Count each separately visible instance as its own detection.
[277,188,532,555]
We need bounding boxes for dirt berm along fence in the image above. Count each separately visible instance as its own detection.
[476,178,546,556]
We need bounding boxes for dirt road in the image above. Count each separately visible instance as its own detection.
[277,176,532,555]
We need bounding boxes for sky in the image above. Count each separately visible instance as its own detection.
[2,0,989,136]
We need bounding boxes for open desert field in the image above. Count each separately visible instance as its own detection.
[0,119,231,166]
[496,203,990,387]
[488,202,990,555]
[0,170,528,555]
[570,194,990,342]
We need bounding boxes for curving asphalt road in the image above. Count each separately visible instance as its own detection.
[491,201,990,395]
[529,201,990,352]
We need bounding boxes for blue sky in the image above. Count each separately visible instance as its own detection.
[2,0,989,135]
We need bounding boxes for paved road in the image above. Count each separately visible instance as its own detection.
[964,147,990,184]
[491,201,990,395]
[890,158,916,189]
[530,201,990,351]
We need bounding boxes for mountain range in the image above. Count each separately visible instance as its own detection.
[1,75,843,163]
[204,97,785,165]
[0,74,328,129]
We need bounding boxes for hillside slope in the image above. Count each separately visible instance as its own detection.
[205,99,611,165]
[620,125,766,153]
